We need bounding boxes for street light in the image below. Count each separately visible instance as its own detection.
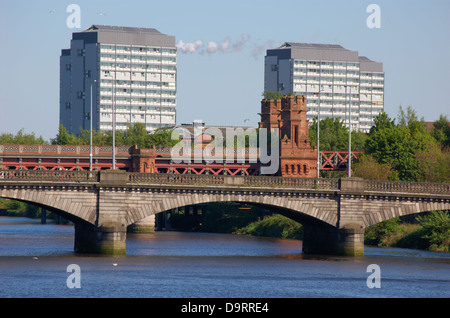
[347,85,352,177]
[316,84,324,179]
[90,79,96,171]
[112,76,116,170]
[104,73,116,170]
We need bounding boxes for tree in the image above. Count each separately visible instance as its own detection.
[415,141,450,183]
[0,129,47,145]
[431,114,450,148]
[351,130,367,151]
[123,123,150,148]
[51,125,80,145]
[364,109,434,181]
[397,105,421,127]
[352,154,397,181]
[309,117,348,150]
[369,112,395,134]
[148,128,179,147]
[416,211,450,252]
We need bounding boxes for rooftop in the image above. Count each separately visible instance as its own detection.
[69,24,175,47]
[84,25,164,35]
[279,42,347,50]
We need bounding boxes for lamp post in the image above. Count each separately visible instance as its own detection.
[112,76,116,170]
[347,85,352,177]
[316,84,324,179]
[90,80,96,171]
[105,73,116,170]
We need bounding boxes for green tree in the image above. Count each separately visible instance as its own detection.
[352,154,397,181]
[0,129,47,145]
[416,211,450,252]
[430,114,450,148]
[309,117,349,150]
[148,128,179,147]
[415,141,450,183]
[51,125,80,145]
[364,109,433,181]
[397,105,421,127]
[351,130,367,151]
[364,218,401,247]
[369,112,396,134]
[123,123,150,148]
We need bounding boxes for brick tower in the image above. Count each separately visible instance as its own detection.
[259,95,317,177]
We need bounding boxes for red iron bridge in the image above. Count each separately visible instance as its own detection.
[0,144,360,176]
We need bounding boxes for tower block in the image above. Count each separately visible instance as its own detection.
[259,95,317,177]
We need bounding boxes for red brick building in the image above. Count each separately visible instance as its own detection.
[259,95,317,177]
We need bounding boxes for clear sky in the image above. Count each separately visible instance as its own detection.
[0,0,449,141]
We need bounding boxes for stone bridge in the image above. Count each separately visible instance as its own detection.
[0,170,449,256]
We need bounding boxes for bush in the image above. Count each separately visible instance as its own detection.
[364,218,400,246]
[394,225,429,250]
[416,211,450,252]
[235,214,303,240]
[199,203,263,233]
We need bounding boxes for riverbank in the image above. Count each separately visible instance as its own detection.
[364,212,449,253]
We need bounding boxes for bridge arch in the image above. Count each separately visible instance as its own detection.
[359,197,450,228]
[123,188,340,229]
[0,185,98,226]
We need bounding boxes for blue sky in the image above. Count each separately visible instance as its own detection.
[0,0,449,140]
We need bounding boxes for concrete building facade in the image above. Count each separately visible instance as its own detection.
[264,43,384,132]
[60,25,177,135]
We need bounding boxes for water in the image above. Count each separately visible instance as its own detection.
[0,216,449,299]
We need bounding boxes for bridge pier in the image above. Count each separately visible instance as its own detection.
[74,223,127,255]
[302,222,364,256]
[337,223,365,256]
[127,215,155,233]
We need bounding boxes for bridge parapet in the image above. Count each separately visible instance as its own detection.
[366,179,450,195]
[0,169,99,182]
[1,170,449,196]
[127,172,340,190]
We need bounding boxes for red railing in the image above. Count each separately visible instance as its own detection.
[0,145,361,173]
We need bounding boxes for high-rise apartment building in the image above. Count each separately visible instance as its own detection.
[60,25,177,135]
[264,43,384,132]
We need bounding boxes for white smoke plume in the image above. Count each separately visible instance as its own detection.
[250,40,275,59]
[206,38,231,54]
[232,34,251,52]
[176,34,270,57]
[176,40,204,53]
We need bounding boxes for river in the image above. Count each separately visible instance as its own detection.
[0,216,449,301]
